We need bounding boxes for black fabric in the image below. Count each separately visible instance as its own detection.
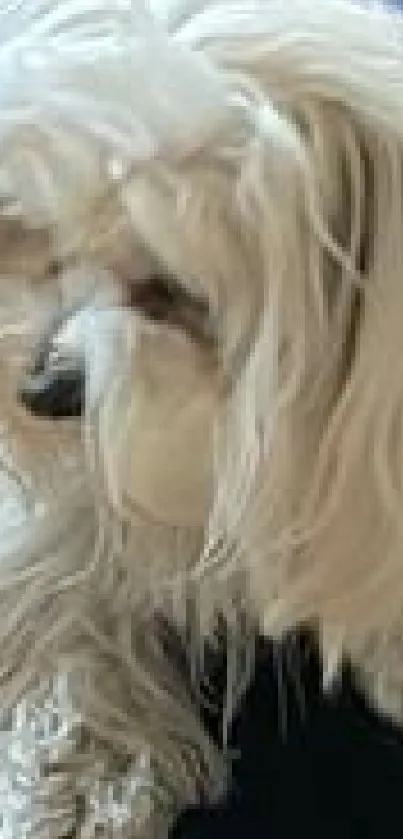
[171,633,403,838]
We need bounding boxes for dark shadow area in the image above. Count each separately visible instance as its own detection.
[171,632,403,838]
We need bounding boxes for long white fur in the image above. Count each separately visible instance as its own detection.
[1,0,403,834]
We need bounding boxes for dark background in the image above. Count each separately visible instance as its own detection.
[171,634,403,838]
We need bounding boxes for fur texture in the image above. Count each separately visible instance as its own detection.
[2,0,403,834]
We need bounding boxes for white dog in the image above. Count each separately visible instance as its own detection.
[2,0,403,835]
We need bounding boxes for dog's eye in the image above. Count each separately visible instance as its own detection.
[128,274,186,324]
[127,273,213,347]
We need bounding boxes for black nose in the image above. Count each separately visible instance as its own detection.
[18,368,85,419]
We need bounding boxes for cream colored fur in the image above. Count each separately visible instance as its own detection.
[2,0,403,834]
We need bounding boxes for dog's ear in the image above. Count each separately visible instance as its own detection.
[188,1,403,647]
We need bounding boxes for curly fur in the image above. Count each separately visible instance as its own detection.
[2,0,403,834]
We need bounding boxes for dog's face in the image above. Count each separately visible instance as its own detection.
[15,133,272,533]
[18,257,221,528]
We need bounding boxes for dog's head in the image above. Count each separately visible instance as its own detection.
[8,0,403,678]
